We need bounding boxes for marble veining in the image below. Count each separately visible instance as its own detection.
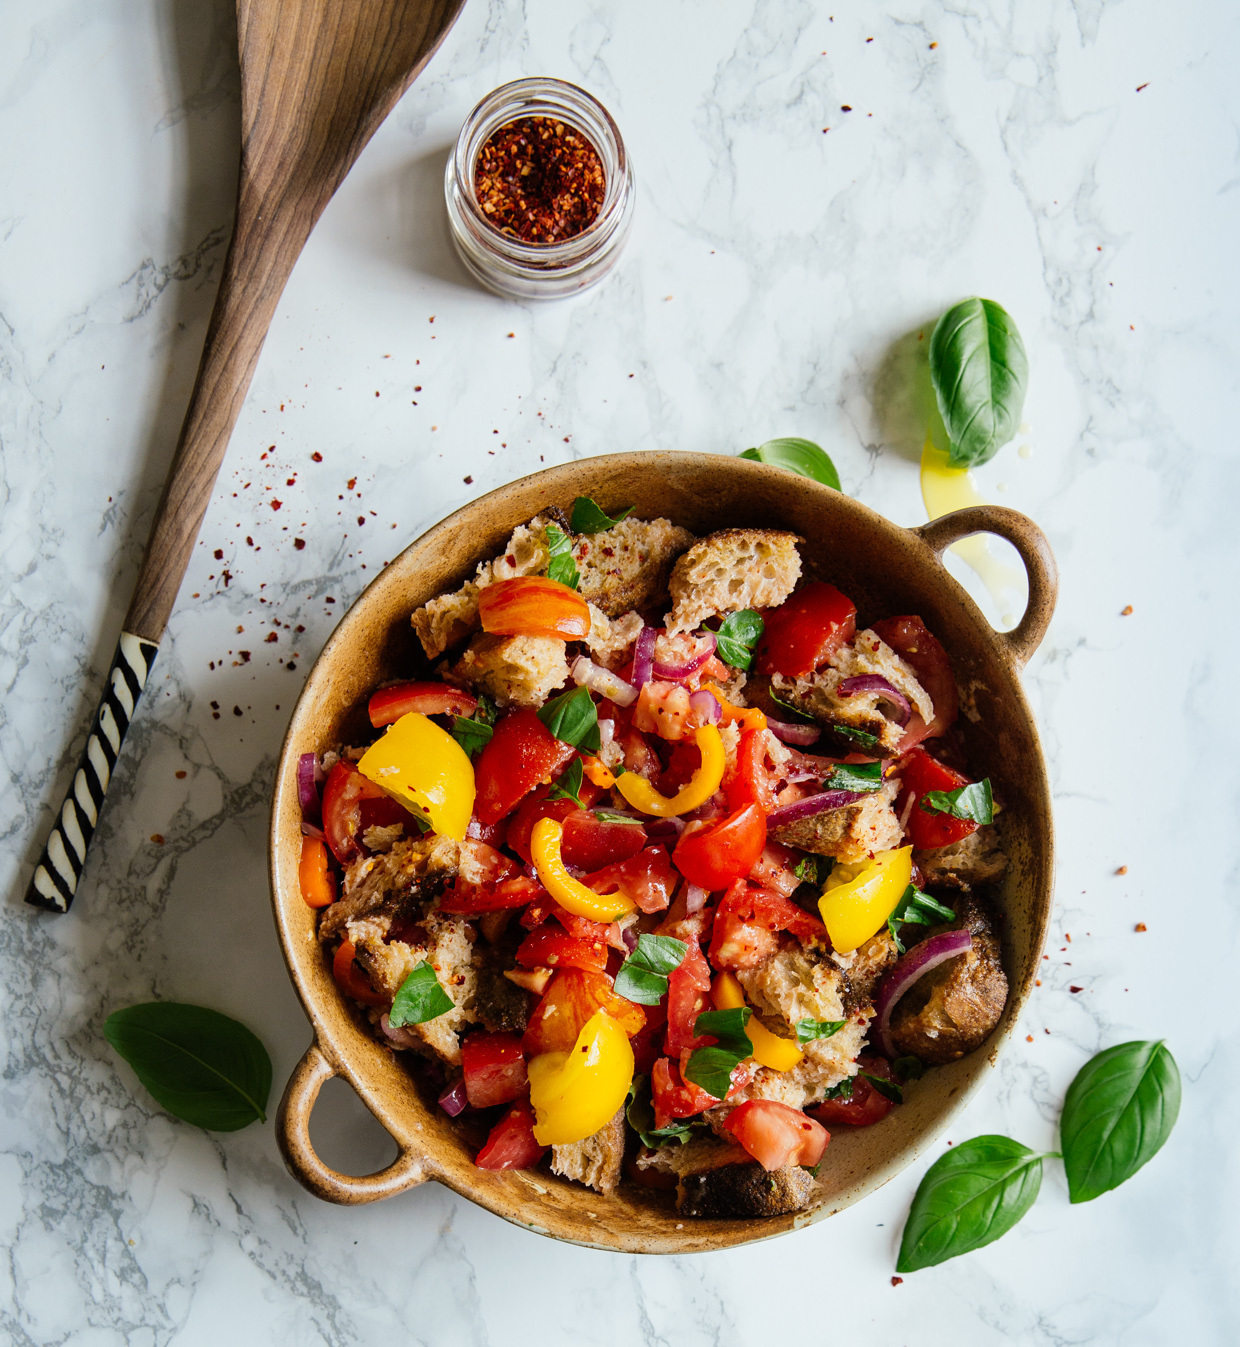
[2,0,1237,1342]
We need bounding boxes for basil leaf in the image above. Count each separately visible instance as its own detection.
[613,934,689,1005]
[897,1136,1045,1272]
[829,723,881,751]
[1061,1040,1181,1204]
[538,685,601,753]
[389,961,454,1027]
[685,1007,753,1099]
[571,496,634,533]
[740,438,842,491]
[452,695,496,760]
[547,757,585,807]
[887,884,957,953]
[545,523,579,590]
[893,1055,924,1083]
[823,1077,853,1101]
[921,779,993,824]
[626,1074,705,1147]
[796,1017,846,1046]
[715,610,764,671]
[928,298,1029,469]
[593,809,643,825]
[825,762,883,793]
[794,855,820,885]
[104,1003,272,1132]
[862,1071,903,1104]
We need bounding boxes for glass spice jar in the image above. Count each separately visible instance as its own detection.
[445,77,635,301]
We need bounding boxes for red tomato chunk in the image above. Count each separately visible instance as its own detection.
[808,1056,898,1128]
[723,1100,829,1171]
[368,680,477,727]
[475,1098,546,1170]
[756,582,856,678]
[473,708,575,825]
[461,1031,528,1109]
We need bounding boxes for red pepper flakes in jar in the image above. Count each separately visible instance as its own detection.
[474,116,605,243]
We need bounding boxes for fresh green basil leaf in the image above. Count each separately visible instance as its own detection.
[452,715,494,759]
[104,1003,272,1132]
[685,1007,753,1099]
[545,523,580,590]
[893,1055,925,1083]
[829,723,882,751]
[613,935,689,1005]
[571,496,634,534]
[921,779,994,824]
[740,438,842,491]
[897,1136,1044,1272]
[389,961,454,1028]
[888,885,957,951]
[825,762,883,793]
[796,1017,846,1046]
[862,1071,904,1105]
[794,855,820,885]
[928,298,1029,469]
[547,757,585,807]
[538,685,601,753]
[1061,1040,1181,1204]
[714,610,765,671]
[593,809,643,826]
[823,1077,854,1101]
[767,687,817,724]
[626,1074,705,1147]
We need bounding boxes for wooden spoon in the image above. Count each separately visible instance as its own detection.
[26,0,467,912]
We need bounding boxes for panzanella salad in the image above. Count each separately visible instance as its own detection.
[295,500,1010,1218]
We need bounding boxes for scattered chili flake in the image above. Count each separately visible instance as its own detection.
[1026,1034,1033,1042]
[238,651,251,663]
[473,116,605,243]
[357,516,366,526]
[464,475,473,484]
[233,706,243,717]
[213,548,223,560]
[1135,922,1147,933]
[265,632,278,643]
[890,1276,903,1287]
[1136,82,1149,92]
[294,538,305,550]
[929,41,938,48]
[271,499,282,511]
[1116,864,1128,875]
[1069,986,1083,993]
[347,477,357,490]
[150,834,164,845]
[1121,604,1133,615]
[175,770,187,779]
[841,104,852,111]
[312,451,322,462]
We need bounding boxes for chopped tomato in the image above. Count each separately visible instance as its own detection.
[439,874,545,915]
[515,924,609,974]
[473,708,576,825]
[897,746,978,849]
[331,940,386,1007]
[651,1055,716,1129]
[722,1100,829,1171]
[871,616,958,747]
[298,836,337,908]
[747,841,803,898]
[673,804,767,891]
[461,1031,528,1108]
[664,939,713,1056]
[629,1001,668,1075]
[508,788,645,870]
[808,1056,897,1128]
[708,880,826,970]
[582,846,677,915]
[466,815,509,850]
[521,968,645,1056]
[368,680,477,728]
[656,738,704,795]
[475,1098,546,1170]
[756,582,857,678]
[321,760,389,863]
[724,728,780,812]
[478,576,591,640]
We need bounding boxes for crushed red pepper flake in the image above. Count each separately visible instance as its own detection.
[175,770,187,779]
[294,538,305,550]
[474,116,605,243]
[1116,864,1128,875]
[312,451,323,462]
[890,1276,903,1287]
[1121,604,1133,615]
[1135,922,1147,932]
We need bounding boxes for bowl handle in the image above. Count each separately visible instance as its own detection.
[276,1042,429,1204]
[914,505,1059,669]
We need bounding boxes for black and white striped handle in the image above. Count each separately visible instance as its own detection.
[26,633,160,913]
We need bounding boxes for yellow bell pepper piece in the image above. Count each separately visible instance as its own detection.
[530,817,636,921]
[818,846,913,953]
[357,712,475,843]
[702,684,767,732]
[613,724,726,817]
[580,754,616,789]
[528,1009,635,1145]
[712,971,804,1072]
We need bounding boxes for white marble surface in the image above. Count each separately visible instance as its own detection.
[2,0,1238,1341]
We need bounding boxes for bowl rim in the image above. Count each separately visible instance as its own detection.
[268,451,1056,1252]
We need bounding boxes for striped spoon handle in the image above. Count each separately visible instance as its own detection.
[25,633,160,913]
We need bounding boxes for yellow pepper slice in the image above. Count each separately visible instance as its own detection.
[528,1009,635,1145]
[357,711,475,842]
[613,724,726,817]
[530,817,636,921]
[713,971,804,1072]
[702,684,767,732]
[818,846,913,953]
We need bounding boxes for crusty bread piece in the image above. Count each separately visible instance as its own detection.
[677,1163,816,1218]
[585,604,644,669]
[915,825,1009,890]
[551,1106,627,1195]
[576,517,695,618]
[665,528,802,635]
[769,778,904,864]
[450,632,569,708]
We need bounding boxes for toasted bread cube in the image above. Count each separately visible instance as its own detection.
[666,529,802,634]
[551,1107,627,1195]
[451,631,570,708]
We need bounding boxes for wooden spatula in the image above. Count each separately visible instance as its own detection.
[26,0,467,912]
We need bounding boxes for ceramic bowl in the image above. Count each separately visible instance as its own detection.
[268,452,1057,1253]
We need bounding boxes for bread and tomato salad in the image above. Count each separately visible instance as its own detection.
[293,498,1010,1219]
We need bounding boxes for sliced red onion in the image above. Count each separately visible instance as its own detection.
[299,820,326,841]
[632,626,656,689]
[653,632,717,680]
[873,929,973,1058]
[438,1076,469,1117]
[297,752,322,822]
[688,689,722,724]
[765,715,821,746]
[379,1013,421,1051]
[838,675,912,726]
[571,656,637,708]
[684,883,709,914]
[767,790,865,828]
[621,926,639,952]
[645,817,685,840]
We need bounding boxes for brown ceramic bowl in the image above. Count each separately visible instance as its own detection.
[269,452,1057,1253]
